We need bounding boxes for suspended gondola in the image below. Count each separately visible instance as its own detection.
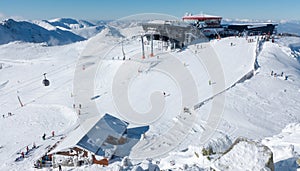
[42,73,50,86]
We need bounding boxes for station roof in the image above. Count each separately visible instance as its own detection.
[182,14,222,21]
[50,113,149,158]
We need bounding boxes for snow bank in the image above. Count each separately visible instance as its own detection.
[212,138,274,171]
[157,146,210,170]
[262,123,300,171]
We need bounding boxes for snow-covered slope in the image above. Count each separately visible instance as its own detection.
[154,37,300,170]
[219,37,300,140]
[0,20,299,170]
[263,123,300,171]
[0,39,89,170]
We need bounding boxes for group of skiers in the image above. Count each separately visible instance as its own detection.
[247,38,255,43]
[111,56,131,61]
[19,142,36,159]
[208,80,216,85]
[42,131,55,140]
[73,104,82,109]
[271,70,288,80]
[73,103,82,115]
[2,112,13,118]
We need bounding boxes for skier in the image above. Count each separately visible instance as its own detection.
[58,164,62,171]
[42,133,46,140]
[209,80,212,85]
[79,104,82,109]
[271,70,273,76]
[33,142,36,149]
[52,131,55,137]
[21,152,25,158]
[26,146,29,153]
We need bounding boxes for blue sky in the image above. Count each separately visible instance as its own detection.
[0,0,299,21]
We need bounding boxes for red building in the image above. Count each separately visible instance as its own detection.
[182,13,222,28]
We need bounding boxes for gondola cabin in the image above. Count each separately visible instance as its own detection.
[42,73,50,86]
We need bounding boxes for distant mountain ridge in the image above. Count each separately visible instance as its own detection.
[0,19,86,46]
[0,18,108,46]
[46,18,96,30]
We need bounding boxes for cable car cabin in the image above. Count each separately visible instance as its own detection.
[42,73,50,86]
[43,79,50,86]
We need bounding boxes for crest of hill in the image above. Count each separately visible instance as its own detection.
[0,19,85,46]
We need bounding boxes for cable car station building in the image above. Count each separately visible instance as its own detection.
[141,13,277,47]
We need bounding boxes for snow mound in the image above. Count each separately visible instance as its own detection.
[206,134,232,154]
[158,146,210,170]
[0,19,85,46]
[212,138,274,171]
[262,123,300,171]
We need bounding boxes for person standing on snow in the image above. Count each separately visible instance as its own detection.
[42,133,46,140]
[52,131,55,137]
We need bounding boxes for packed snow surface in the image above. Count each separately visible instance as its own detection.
[0,20,299,170]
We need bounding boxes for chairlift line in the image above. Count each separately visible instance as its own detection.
[122,39,126,60]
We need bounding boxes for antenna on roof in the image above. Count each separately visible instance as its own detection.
[150,33,154,57]
[121,39,126,60]
[141,34,145,59]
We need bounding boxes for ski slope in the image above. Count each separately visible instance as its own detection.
[0,22,299,170]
